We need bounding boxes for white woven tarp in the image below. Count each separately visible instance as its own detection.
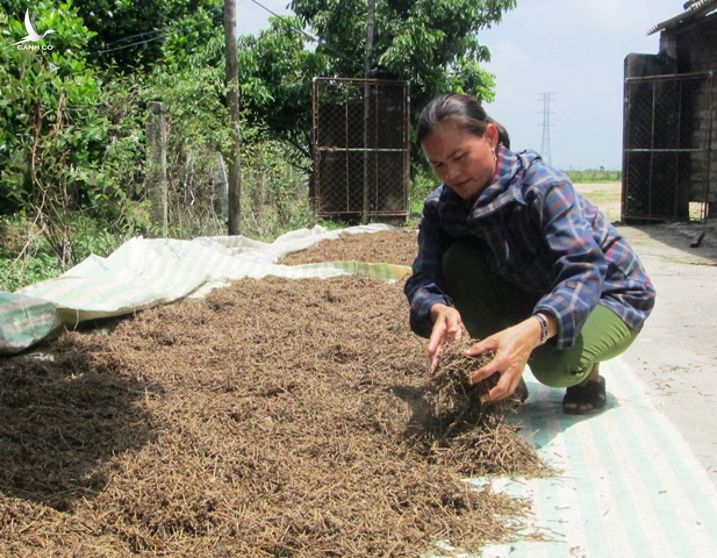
[0,224,412,355]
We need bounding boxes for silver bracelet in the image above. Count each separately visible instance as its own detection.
[533,313,549,345]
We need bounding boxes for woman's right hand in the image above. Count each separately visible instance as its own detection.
[427,303,463,373]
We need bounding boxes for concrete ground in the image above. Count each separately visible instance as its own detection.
[576,183,717,488]
[618,222,717,487]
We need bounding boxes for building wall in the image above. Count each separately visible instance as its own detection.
[671,14,717,72]
[655,14,717,208]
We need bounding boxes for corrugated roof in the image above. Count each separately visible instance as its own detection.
[647,0,717,35]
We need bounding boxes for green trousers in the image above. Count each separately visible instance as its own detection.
[442,239,639,388]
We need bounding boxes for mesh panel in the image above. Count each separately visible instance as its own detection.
[312,78,410,218]
[623,151,652,217]
[623,74,714,221]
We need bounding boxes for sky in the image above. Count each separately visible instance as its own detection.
[236,0,689,169]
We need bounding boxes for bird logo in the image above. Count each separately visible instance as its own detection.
[12,9,55,46]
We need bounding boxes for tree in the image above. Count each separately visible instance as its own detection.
[239,0,516,165]
[0,0,225,70]
[238,16,330,169]
[0,1,109,263]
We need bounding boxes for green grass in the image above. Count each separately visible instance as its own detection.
[580,189,621,204]
[0,253,63,292]
[563,169,621,183]
[0,213,127,292]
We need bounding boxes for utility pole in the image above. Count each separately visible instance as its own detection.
[224,0,242,235]
[362,0,375,223]
[539,92,555,167]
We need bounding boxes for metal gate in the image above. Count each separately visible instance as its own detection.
[311,77,410,220]
[622,71,715,222]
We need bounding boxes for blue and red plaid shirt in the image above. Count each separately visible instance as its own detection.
[404,145,656,350]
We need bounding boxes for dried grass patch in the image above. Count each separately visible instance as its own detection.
[279,230,417,266]
[1,271,547,556]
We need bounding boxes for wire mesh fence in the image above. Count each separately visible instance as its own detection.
[144,102,313,241]
[311,77,410,220]
[623,71,715,222]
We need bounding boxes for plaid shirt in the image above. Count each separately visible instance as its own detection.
[404,145,656,350]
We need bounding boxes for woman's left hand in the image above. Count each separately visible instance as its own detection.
[465,317,543,404]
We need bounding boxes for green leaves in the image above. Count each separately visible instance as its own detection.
[241,0,517,168]
[1,1,103,204]
[0,1,142,267]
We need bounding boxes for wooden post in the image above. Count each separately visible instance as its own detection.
[213,151,228,221]
[224,0,242,235]
[146,101,168,237]
[362,0,375,223]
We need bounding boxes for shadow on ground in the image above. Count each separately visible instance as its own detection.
[617,221,717,266]
[511,381,620,451]
[574,182,717,265]
[0,336,159,511]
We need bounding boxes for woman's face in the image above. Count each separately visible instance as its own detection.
[421,121,499,201]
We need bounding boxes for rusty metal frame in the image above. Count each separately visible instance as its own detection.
[311,77,411,219]
[622,70,715,222]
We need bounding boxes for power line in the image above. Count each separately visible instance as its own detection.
[94,33,169,54]
[244,0,360,69]
[246,0,284,20]
[100,28,171,48]
[47,0,351,73]
[96,6,224,49]
[247,0,318,43]
[93,15,223,54]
